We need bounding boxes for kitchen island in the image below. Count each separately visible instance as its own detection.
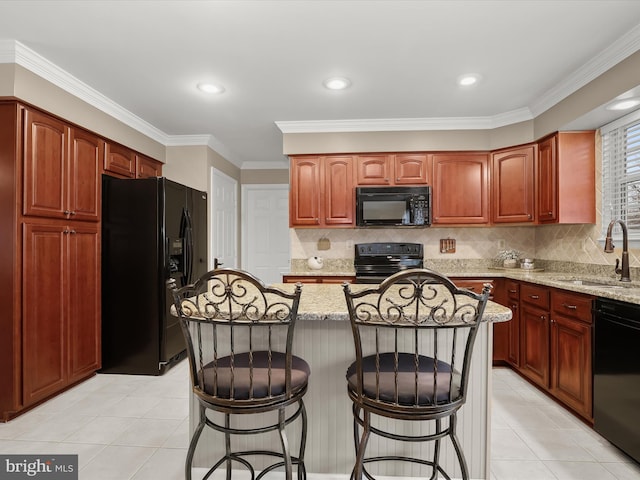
[188,283,511,479]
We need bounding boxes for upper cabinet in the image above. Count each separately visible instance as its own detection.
[104,142,163,179]
[136,154,163,178]
[432,152,489,225]
[23,108,102,222]
[355,153,430,185]
[537,131,595,224]
[290,155,354,227]
[491,144,536,224]
[288,131,594,229]
[104,142,135,178]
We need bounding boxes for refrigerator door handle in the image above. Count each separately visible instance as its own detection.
[184,208,194,285]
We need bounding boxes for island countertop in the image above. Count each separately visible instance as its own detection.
[272,282,512,323]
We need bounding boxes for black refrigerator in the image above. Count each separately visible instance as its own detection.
[101,175,208,375]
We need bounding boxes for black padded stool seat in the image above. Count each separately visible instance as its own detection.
[346,353,459,406]
[202,351,310,400]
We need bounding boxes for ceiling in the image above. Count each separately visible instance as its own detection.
[2,1,640,169]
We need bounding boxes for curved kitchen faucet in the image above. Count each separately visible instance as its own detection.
[604,219,631,282]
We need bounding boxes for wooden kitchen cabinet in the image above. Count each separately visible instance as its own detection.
[394,154,430,184]
[355,153,430,185]
[289,155,354,227]
[23,109,102,222]
[491,144,536,223]
[537,132,595,224]
[432,152,490,224]
[550,289,593,420]
[0,101,102,421]
[22,222,100,405]
[104,141,136,178]
[519,283,550,388]
[136,154,163,178]
[505,280,520,367]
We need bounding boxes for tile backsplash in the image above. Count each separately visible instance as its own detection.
[290,223,640,271]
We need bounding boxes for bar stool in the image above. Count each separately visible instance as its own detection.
[168,268,309,480]
[342,269,491,480]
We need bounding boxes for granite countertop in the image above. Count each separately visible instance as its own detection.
[284,267,640,305]
[272,283,512,323]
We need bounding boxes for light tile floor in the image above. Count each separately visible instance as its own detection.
[0,363,639,479]
[491,367,640,480]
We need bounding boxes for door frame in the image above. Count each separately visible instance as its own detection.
[210,167,238,270]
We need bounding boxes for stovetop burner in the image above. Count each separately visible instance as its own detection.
[354,242,424,283]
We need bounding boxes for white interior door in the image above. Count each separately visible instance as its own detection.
[210,168,238,270]
[242,184,290,284]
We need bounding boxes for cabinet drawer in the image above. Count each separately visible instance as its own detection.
[506,280,520,300]
[552,290,593,324]
[521,283,550,309]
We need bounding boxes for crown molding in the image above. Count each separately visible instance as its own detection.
[530,23,640,117]
[276,107,534,134]
[4,40,171,145]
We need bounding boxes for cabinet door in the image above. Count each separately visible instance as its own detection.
[506,281,520,367]
[355,154,393,185]
[323,156,354,226]
[104,142,135,178]
[550,315,592,419]
[290,156,322,226]
[538,136,557,223]
[22,222,67,405]
[394,154,429,184]
[491,145,535,223]
[432,153,489,224]
[520,303,550,388]
[67,224,101,381]
[68,128,102,221]
[136,154,163,178]
[507,300,520,367]
[23,109,68,219]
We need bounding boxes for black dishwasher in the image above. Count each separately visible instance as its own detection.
[593,297,640,463]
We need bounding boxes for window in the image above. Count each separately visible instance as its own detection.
[601,109,640,240]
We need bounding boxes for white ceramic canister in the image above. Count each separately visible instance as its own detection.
[307,256,324,270]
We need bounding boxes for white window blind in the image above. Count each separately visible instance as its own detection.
[601,108,640,240]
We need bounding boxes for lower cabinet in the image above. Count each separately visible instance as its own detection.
[504,280,593,420]
[549,290,593,419]
[22,221,100,407]
[520,284,551,388]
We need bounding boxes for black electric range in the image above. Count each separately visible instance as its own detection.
[354,242,424,284]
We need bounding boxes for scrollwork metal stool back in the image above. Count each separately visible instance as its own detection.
[342,269,491,480]
[168,268,309,480]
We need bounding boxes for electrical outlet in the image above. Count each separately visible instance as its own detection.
[497,239,506,249]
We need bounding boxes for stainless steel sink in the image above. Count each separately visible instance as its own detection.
[556,279,632,289]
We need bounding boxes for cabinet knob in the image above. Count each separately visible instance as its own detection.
[64,210,71,215]
[527,214,532,219]
[70,211,76,216]
[530,295,540,300]
[548,211,552,215]
[562,303,577,310]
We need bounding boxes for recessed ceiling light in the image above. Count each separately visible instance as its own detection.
[323,77,352,90]
[606,98,640,111]
[197,82,225,94]
[457,74,482,87]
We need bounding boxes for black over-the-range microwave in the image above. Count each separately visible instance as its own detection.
[355,186,431,227]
